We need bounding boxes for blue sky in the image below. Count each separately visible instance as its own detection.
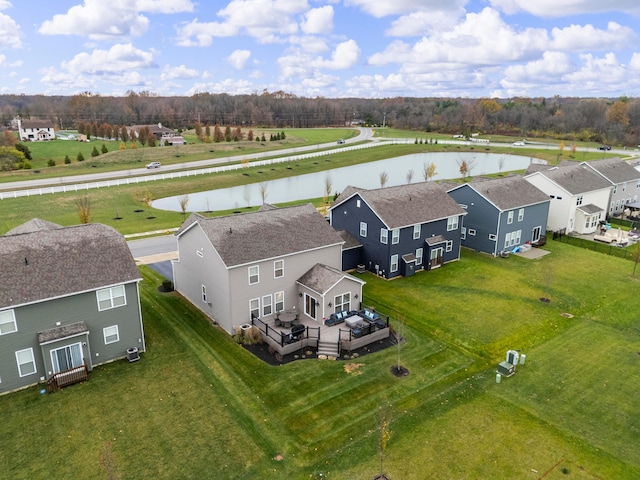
[1,0,640,98]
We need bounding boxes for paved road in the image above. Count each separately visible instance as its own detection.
[128,234,177,281]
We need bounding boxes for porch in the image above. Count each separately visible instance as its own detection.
[250,309,390,358]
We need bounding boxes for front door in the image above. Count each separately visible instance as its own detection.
[50,342,84,373]
[429,247,444,269]
[532,226,541,243]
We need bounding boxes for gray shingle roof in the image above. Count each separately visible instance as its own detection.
[184,204,344,267]
[297,263,356,295]
[584,158,640,184]
[0,222,141,308]
[334,182,466,229]
[458,176,550,210]
[5,218,61,235]
[336,229,361,250]
[527,163,612,195]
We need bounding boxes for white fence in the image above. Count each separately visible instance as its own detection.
[0,140,411,200]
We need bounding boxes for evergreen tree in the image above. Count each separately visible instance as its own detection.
[64,155,71,164]
[101,143,108,154]
[91,146,99,157]
[77,151,85,162]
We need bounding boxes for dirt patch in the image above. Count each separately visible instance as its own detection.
[390,365,409,377]
[344,363,364,375]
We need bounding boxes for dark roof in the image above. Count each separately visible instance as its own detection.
[0,222,141,308]
[583,158,640,184]
[452,176,550,211]
[426,235,447,245]
[180,204,344,267]
[38,321,88,344]
[333,182,466,229]
[5,218,61,235]
[524,163,554,175]
[20,120,54,129]
[336,229,361,250]
[526,163,611,195]
[577,203,603,215]
[297,263,362,294]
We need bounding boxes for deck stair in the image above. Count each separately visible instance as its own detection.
[317,340,339,358]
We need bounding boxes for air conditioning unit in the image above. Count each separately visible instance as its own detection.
[126,347,140,363]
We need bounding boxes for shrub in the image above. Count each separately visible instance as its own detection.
[101,143,108,154]
[161,279,173,292]
[47,159,56,167]
[91,146,99,157]
[64,155,71,164]
[77,152,85,162]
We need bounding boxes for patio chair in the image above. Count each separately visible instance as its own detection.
[275,317,282,327]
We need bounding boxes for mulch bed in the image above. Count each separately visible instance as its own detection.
[243,336,395,366]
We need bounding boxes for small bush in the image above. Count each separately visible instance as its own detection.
[47,159,56,167]
[77,152,85,162]
[64,155,71,164]
[161,279,173,292]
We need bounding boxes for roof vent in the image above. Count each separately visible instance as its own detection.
[24,257,29,266]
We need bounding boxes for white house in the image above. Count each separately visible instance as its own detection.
[18,119,55,142]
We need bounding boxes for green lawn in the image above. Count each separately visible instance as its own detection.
[1,241,639,478]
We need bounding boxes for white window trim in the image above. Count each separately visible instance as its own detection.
[416,247,423,265]
[447,216,459,231]
[96,285,127,311]
[469,229,477,236]
[274,260,284,278]
[0,309,17,335]
[413,224,421,239]
[201,285,207,303]
[248,265,259,285]
[461,227,466,240]
[274,291,284,313]
[103,325,120,344]
[446,240,453,252]
[380,229,388,244]
[507,211,514,224]
[390,254,399,273]
[360,222,367,237]
[518,208,524,222]
[16,348,36,377]
[262,294,273,316]
[250,298,260,320]
[391,229,400,244]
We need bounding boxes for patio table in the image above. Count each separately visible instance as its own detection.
[279,312,296,328]
[345,315,364,329]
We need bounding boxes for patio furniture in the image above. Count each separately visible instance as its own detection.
[279,312,296,328]
[345,315,364,329]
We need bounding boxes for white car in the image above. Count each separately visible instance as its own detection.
[513,141,525,146]
[146,162,161,169]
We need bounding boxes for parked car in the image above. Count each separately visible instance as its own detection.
[598,145,611,150]
[146,162,161,169]
[513,141,525,146]
[337,139,345,144]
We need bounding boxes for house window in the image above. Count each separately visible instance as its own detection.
[622,182,627,192]
[275,291,284,313]
[262,295,273,316]
[576,195,583,206]
[0,310,17,335]
[416,247,423,265]
[196,250,204,258]
[103,325,120,344]
[518,208,524,222]
[613,185,618,194]
[446,240,453,252]
[413,225,421,239]
[586,215,599,229]
[250,298,260,320]
[51,343,83,373]
[636,180,640,189]
[610,201,615,214]
[356,199,361,208]
[274,260,284,278]
[390,254,399,273]
[488,233,496,241]
[507,211,514,224]
[304,294,317,320]
[380,229,388,244]
[96,285,126,311]
[201,285,207,303]
[360,222,367,237]
[447,216,458,231]
[16,348,36,377]
[248,265,259,285]
[334,293,351,312]
[461,227,466,240]
[391,229,400,244]
[469,229,477,236]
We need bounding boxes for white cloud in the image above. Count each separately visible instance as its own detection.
[489,0,640,17]
[503,51,574,83]
[312,39,360,69]
[550,22,636,52]
[0,1,12,11]
[301,6,333,34]
[39,0,194,40]
[175,19,238,47]
[161,64,199,80]
[386,10,465,37]
[61,43,156,75]
[345,0,465,18]
[0,12,22,48]
[227,49,251,69]
[186,78,256,95]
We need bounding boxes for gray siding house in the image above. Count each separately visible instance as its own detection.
[329,182,466,279]
[447,176,551,256]
[172,204,365,334]
[580,158,640,217]
[0,220,145,395]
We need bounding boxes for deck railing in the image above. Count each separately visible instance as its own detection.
[47,364,88,392]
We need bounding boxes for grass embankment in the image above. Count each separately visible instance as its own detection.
[2,241,639,478]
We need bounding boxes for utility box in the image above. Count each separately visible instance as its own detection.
[497,361,516,377]
[127,347,140,363]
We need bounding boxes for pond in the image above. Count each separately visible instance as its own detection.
[151,152,542,212]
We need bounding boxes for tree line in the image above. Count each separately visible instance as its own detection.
[1,90,639,146]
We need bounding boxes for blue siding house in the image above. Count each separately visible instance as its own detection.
[329,182,466,279]
[447,176,551,256]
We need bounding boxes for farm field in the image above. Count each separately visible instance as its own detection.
[1,241,638,478]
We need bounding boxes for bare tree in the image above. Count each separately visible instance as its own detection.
[259,182,268,204]
[75,196,92,224]
[243,184,251,207]
[178,194,189,215]
[379,171,389,188]
[374,408,392,480]
[406,169,414,184]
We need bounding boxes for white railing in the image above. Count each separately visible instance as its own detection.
[0,140,411,200]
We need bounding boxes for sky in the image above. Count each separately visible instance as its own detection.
[1,0,640,99]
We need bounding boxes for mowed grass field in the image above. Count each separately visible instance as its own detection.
[1,240,638,479]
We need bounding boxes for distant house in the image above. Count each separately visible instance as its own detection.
[0,220,145,395]
[524,163,612,234]
[172,204,364,336]
[580,158,640,217]
[162,135,185,146]
[18,119,55,141]
[329,182,467,278]
[447,176,551,256]
[129,123,175,141]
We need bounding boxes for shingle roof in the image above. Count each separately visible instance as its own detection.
[584,158,640,184]
[297,263,360,294]
[458,176,550,210]
[5,218,61,235]
[20,120,54,129]
[336,229,361,250]
[0,222,140,308]
[334,182,466,229]
[527,163,612,195]
[183,204,344,267]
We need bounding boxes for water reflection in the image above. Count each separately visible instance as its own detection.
[152,152,540,212]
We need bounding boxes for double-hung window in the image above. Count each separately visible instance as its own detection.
[103,325,120,344]
[274,260,284,278]
[413,225,421,239]
[391,229,400,244]
[274,291,284,313]
[507,211,514,224]
[16,348,36,377]
[518,208,524,222]
[262,295,273,316]
[446,240,453,252]
[576,195,583,206]
[447,216,459,231]
[390,254,399,273]
[0,310,17,335]
[97,285,126,311]
[334,293,351,312]
[360,222,367,237]
[249,298,260,320]
[416,247,423,265]
[249,265,259,285]
[380,229,388,244]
